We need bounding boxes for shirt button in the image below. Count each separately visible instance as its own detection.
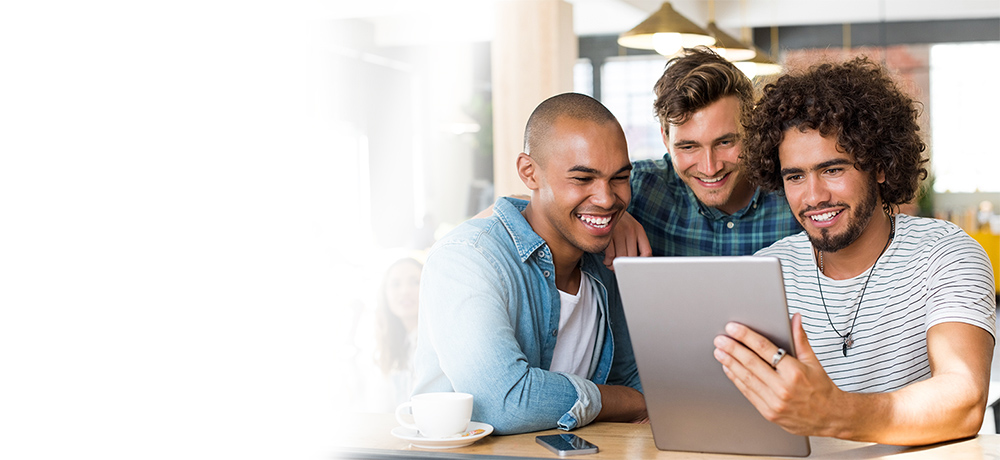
[552,329,558,337]
[726,221,735,229]
[543,270,550,277]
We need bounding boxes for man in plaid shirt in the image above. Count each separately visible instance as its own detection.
[605,48,801,262]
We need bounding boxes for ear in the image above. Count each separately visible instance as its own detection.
[660,125,670,150]
[876,168,886,184]
[517,153,540,191]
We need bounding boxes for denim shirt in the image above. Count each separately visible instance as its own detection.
[412,197,642,435]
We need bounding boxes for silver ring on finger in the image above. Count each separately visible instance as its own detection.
[770,348,786,369]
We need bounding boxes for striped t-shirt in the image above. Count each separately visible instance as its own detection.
[757,214,996,393]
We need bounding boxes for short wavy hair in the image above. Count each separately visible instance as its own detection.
[741,56,928,208]
[653,46,754,130]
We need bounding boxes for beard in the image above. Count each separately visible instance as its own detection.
[806,179,880,253]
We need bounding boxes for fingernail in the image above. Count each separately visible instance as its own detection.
[725,322,738,334]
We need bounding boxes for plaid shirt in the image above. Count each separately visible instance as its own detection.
[628,155,802,256]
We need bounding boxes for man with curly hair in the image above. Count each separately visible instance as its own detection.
[713,57,996,445]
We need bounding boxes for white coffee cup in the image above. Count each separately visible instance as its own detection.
[395,392,473,439]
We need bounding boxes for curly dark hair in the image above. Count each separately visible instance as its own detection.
[741,56,928,208]
[653,46,754,129]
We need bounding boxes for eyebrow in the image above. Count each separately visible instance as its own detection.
[568,164,633,175]
[779,158,854,176]
[673,132,738,148]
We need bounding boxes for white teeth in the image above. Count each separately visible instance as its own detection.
[700,176,722,183]
[578,214,612,228]
[810,210,840,222]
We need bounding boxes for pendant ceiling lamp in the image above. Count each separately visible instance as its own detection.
[706,22,756,61]
[729,0,781,79]
[733,22,782,79]
[617,2,716,57]
[733,49,782,79]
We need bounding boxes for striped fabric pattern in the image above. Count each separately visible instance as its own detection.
[628,155,802,257]
[757,214,997,393]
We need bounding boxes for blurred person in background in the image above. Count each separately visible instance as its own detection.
[374,257,423,408]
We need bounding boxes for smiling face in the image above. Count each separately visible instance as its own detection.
[665,96,754,215]
[778,128,883,253]
[520,115,632,261]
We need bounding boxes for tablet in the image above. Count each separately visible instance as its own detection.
[613,256,810,457]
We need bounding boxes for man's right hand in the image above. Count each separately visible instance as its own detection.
[603,211,652,270]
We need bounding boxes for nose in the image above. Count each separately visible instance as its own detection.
[697,149,723,177]
[590,179,617,209]
[803,175,831,208]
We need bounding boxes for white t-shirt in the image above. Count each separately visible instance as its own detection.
[549,271,599,378]
[757,214,996,393]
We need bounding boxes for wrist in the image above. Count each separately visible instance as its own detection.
[826,391,880,441]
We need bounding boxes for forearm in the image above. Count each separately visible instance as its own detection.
[716,317,993,446]
[468,369,583,434]
[830,373,987,445]
[593,384,647,423]
[836,320,993,445]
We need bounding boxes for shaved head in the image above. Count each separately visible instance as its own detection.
[523,93,621,165]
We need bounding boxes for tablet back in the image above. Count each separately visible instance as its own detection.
[613,256,810,457]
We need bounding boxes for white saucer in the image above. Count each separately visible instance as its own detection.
[390,422,494,449]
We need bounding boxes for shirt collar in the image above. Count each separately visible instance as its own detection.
[688,185,764,220]
[494,196,548,263]
[493,197,617,276]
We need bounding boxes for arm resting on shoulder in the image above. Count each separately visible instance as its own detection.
[602,211,652,270]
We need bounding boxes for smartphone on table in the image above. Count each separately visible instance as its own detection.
[535,433,599,456]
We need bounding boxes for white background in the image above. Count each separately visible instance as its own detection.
[1,2,347,459]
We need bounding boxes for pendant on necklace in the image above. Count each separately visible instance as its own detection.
[842,333,854,357]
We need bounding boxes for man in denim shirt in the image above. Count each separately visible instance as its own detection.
[412,93,646,435]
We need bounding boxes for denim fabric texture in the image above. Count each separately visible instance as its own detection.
[412,197,642,435]
[628,153,802,256]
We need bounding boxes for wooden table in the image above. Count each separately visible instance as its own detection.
[332,413,999,459]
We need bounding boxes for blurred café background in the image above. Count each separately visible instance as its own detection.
[334,0,1000,414]
[2,2,997,459]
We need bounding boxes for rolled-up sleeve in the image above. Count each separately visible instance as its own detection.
[555,372,602,430]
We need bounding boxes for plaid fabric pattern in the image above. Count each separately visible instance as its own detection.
[627,154,802,256]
